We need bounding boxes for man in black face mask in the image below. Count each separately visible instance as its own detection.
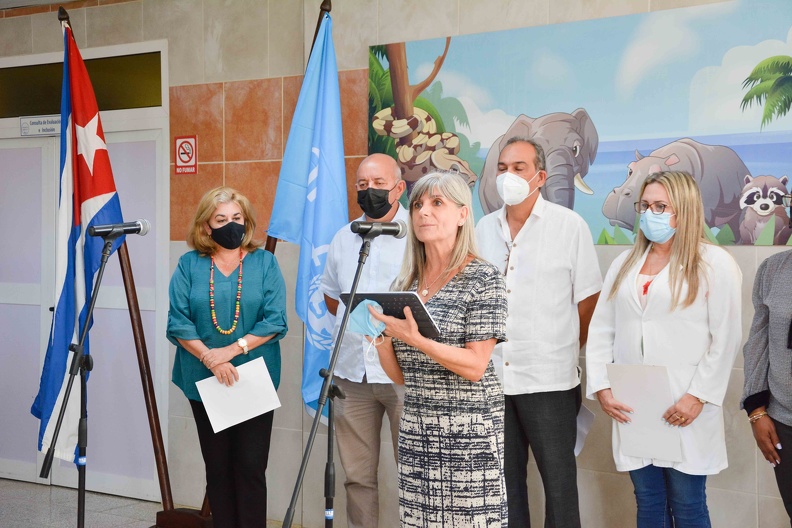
[321,153,407,528]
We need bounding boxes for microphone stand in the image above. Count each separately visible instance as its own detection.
[39,230,122,528]
[283,234,377,528]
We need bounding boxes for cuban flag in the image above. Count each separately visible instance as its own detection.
[268,13,348,416]
[30,22,125,463]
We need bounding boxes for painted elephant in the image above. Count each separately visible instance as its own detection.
[602,138,748,238]
[478,109,599,214]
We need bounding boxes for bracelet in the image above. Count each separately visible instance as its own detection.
[697,397,707,405]
[749,411,768,424]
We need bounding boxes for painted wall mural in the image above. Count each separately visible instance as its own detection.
[368,0,792,245]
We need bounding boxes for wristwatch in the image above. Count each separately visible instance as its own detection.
[237,337,249,355]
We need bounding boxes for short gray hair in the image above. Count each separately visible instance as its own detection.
[504,137,546,172]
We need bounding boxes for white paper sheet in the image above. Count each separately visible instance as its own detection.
[196,357,281,433]
[606,364,683,462]
[574,404,595,457]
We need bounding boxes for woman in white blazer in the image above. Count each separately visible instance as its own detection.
[586,171,742,528]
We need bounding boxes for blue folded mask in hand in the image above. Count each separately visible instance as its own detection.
[348,300,386,337]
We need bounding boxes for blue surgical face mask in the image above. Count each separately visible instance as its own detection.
[639,212,676,243]
[348,300,386,362]
[348,300,385,337]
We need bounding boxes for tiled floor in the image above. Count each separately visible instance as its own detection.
[0,478,161,528]
[0,478,289,527]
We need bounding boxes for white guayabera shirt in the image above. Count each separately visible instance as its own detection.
[476,194,602,394]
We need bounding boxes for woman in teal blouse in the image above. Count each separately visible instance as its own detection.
[167,186,287,528]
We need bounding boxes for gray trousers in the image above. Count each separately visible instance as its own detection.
[505,385,582,528]
[334,377,404,528]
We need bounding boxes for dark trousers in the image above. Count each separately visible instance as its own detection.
[190,400,274,528]
[505,386,582,528]
[773,418,792,525]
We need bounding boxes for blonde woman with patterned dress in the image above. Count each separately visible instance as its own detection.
[370,171,508,527]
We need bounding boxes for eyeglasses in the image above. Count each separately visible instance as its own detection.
[783,195,792,207]
[634,201,671,215]
[355,180,394,191]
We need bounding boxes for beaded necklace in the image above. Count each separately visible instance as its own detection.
[210,250,243,335]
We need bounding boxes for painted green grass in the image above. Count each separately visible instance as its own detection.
[596,217,785,246]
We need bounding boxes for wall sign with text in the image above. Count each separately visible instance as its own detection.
[174,136,197,174]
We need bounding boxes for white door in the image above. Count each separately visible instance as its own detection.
[0,137,56,483]
[48,132,167,501]
[0,129,170,502]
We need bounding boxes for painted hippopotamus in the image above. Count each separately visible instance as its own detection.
[602,138,748,237]
[478,109,599,214]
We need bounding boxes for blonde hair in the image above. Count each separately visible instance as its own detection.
[186,186,262,255]
[609,171,708,309]
[392,171,478,291]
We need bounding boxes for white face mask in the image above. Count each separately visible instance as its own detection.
[496,171,540,206]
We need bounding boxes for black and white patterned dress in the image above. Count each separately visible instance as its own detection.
[393,258,508,527]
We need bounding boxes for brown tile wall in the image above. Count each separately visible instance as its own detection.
[169,68,369,241]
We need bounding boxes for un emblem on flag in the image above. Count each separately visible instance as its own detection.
[306,274,334,351]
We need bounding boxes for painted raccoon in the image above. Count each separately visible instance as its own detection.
[739,175,791,245]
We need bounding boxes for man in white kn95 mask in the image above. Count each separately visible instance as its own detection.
[476,137,602,528]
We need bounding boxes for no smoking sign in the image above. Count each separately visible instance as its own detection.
[175,136,197,174]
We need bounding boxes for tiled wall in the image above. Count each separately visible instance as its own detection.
[168,70,368,241]
[2,0,789,527]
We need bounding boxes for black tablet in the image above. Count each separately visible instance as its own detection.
[339,292,441,339]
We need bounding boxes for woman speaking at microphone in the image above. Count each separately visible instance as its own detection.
[167,186,287,528]
[369,171,508,527]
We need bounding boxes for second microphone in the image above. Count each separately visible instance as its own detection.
[350,220,407,239]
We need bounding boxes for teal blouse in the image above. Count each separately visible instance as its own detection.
[167,249,288,401]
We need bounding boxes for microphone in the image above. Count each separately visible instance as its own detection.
[350,219,407,239]
[88,219,151,238]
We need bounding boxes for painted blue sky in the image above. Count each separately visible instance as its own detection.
[402,0,792,147]
[372,0,792,241]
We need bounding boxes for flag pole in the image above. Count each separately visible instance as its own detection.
[116,244,171,509]
[118,243,215,527]
[263,0,332,256]
[57,5,69,24]
[279,6,349,526]
[55,6,210,527]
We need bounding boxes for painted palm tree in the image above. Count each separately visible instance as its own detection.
[741,55,792,129]
[368,46,397,157]
[421,81,483,175]
[368,44,448,156]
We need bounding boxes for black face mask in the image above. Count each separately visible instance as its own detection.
[210,221,246,250]
[357,186,396,219]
